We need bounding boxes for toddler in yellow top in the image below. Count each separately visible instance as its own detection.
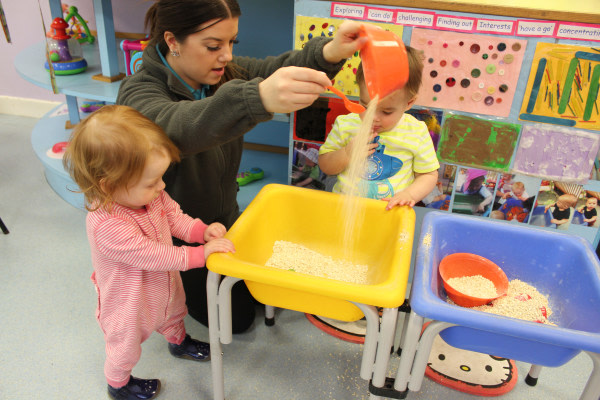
[318,47,439,208]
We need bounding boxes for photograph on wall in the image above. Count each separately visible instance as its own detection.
[490,173,540,223]
[421,163,455,210]
[293,96,350,143]
[292,141,329,191]
[406,107,444,150]
[571,186,600,229]
[436,114,521,172]
[568,181,600,247]
[452,167,497,216]
[295,16,404,97]
[511,123,600,184]
[530,181,584,230]
[519,42,600,131]
[410,28,527,117]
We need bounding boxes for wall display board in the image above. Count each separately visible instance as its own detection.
[292,0,600,247]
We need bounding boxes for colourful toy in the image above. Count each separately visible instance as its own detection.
[236,167,264,186]
[120,39,149,76]
[64,6,94,44]
[46,141,69,160]
[79,100,105,113]
[44,17,87,75]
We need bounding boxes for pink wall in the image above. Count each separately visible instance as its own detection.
[0,0,150,101]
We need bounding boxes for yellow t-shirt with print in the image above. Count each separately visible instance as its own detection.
[319,112,439,199]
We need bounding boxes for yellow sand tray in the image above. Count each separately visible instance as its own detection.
[207,184,415,321]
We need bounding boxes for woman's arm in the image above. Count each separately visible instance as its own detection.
[117,63,272,155]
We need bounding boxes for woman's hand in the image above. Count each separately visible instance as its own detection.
[323,20,369,63]
[259,67,330,113]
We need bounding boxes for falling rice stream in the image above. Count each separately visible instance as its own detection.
[339,96,379,261]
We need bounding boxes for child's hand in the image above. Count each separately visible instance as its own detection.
[502,192,512,200]
[345,133,378,160]
[386,190,416,209]
[477,203,486,213]
[204,222,227,242]
[204,238,235,260]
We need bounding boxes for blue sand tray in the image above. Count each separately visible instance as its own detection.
[414,212,600,367]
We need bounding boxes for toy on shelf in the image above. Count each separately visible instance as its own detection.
[46,141,69,160]
[120,39,149,76]
[79,100,105,113]
[44,17,87,75]
[64,6,94,45]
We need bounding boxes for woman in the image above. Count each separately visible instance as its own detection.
[117,0,365,333]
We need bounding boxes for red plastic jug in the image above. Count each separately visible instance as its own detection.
[359,24,409,100]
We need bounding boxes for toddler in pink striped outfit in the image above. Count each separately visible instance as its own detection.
[64,105,235,400]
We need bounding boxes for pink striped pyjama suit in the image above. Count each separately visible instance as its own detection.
[87,191,207,387]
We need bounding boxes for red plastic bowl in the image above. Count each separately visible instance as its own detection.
[439,253,508,307]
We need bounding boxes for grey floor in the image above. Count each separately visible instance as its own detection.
[0,112,594,399]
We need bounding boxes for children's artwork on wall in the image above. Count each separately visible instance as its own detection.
[452,168,497,216]
[511,123,600,183]
[406,108,444,150]
[294,96,349,144]
[590,150,600,181]
[295,16,404,97]
[422,164,455,210]
[491,173,540,223]
[531,181,583,230]
[410,28,527,117]
[437,114,520,171]
[519,42,600,131]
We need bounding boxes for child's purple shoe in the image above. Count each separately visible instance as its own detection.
[107,376,160,400]
[168,334,210,361]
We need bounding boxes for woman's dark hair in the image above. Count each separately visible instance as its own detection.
[145,0,243,86]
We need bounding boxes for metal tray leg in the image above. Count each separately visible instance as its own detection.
[525,364,543,386]
[407,321,456,392]
[207,271,225,400]
[217,276,242,344]
[393,310,425,392]
[352,303,380,380]
[580,351,600,400]
[265,305,275,326]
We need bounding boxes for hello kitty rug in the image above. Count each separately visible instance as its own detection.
[306,315,518,396]
[424,322,518,396]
